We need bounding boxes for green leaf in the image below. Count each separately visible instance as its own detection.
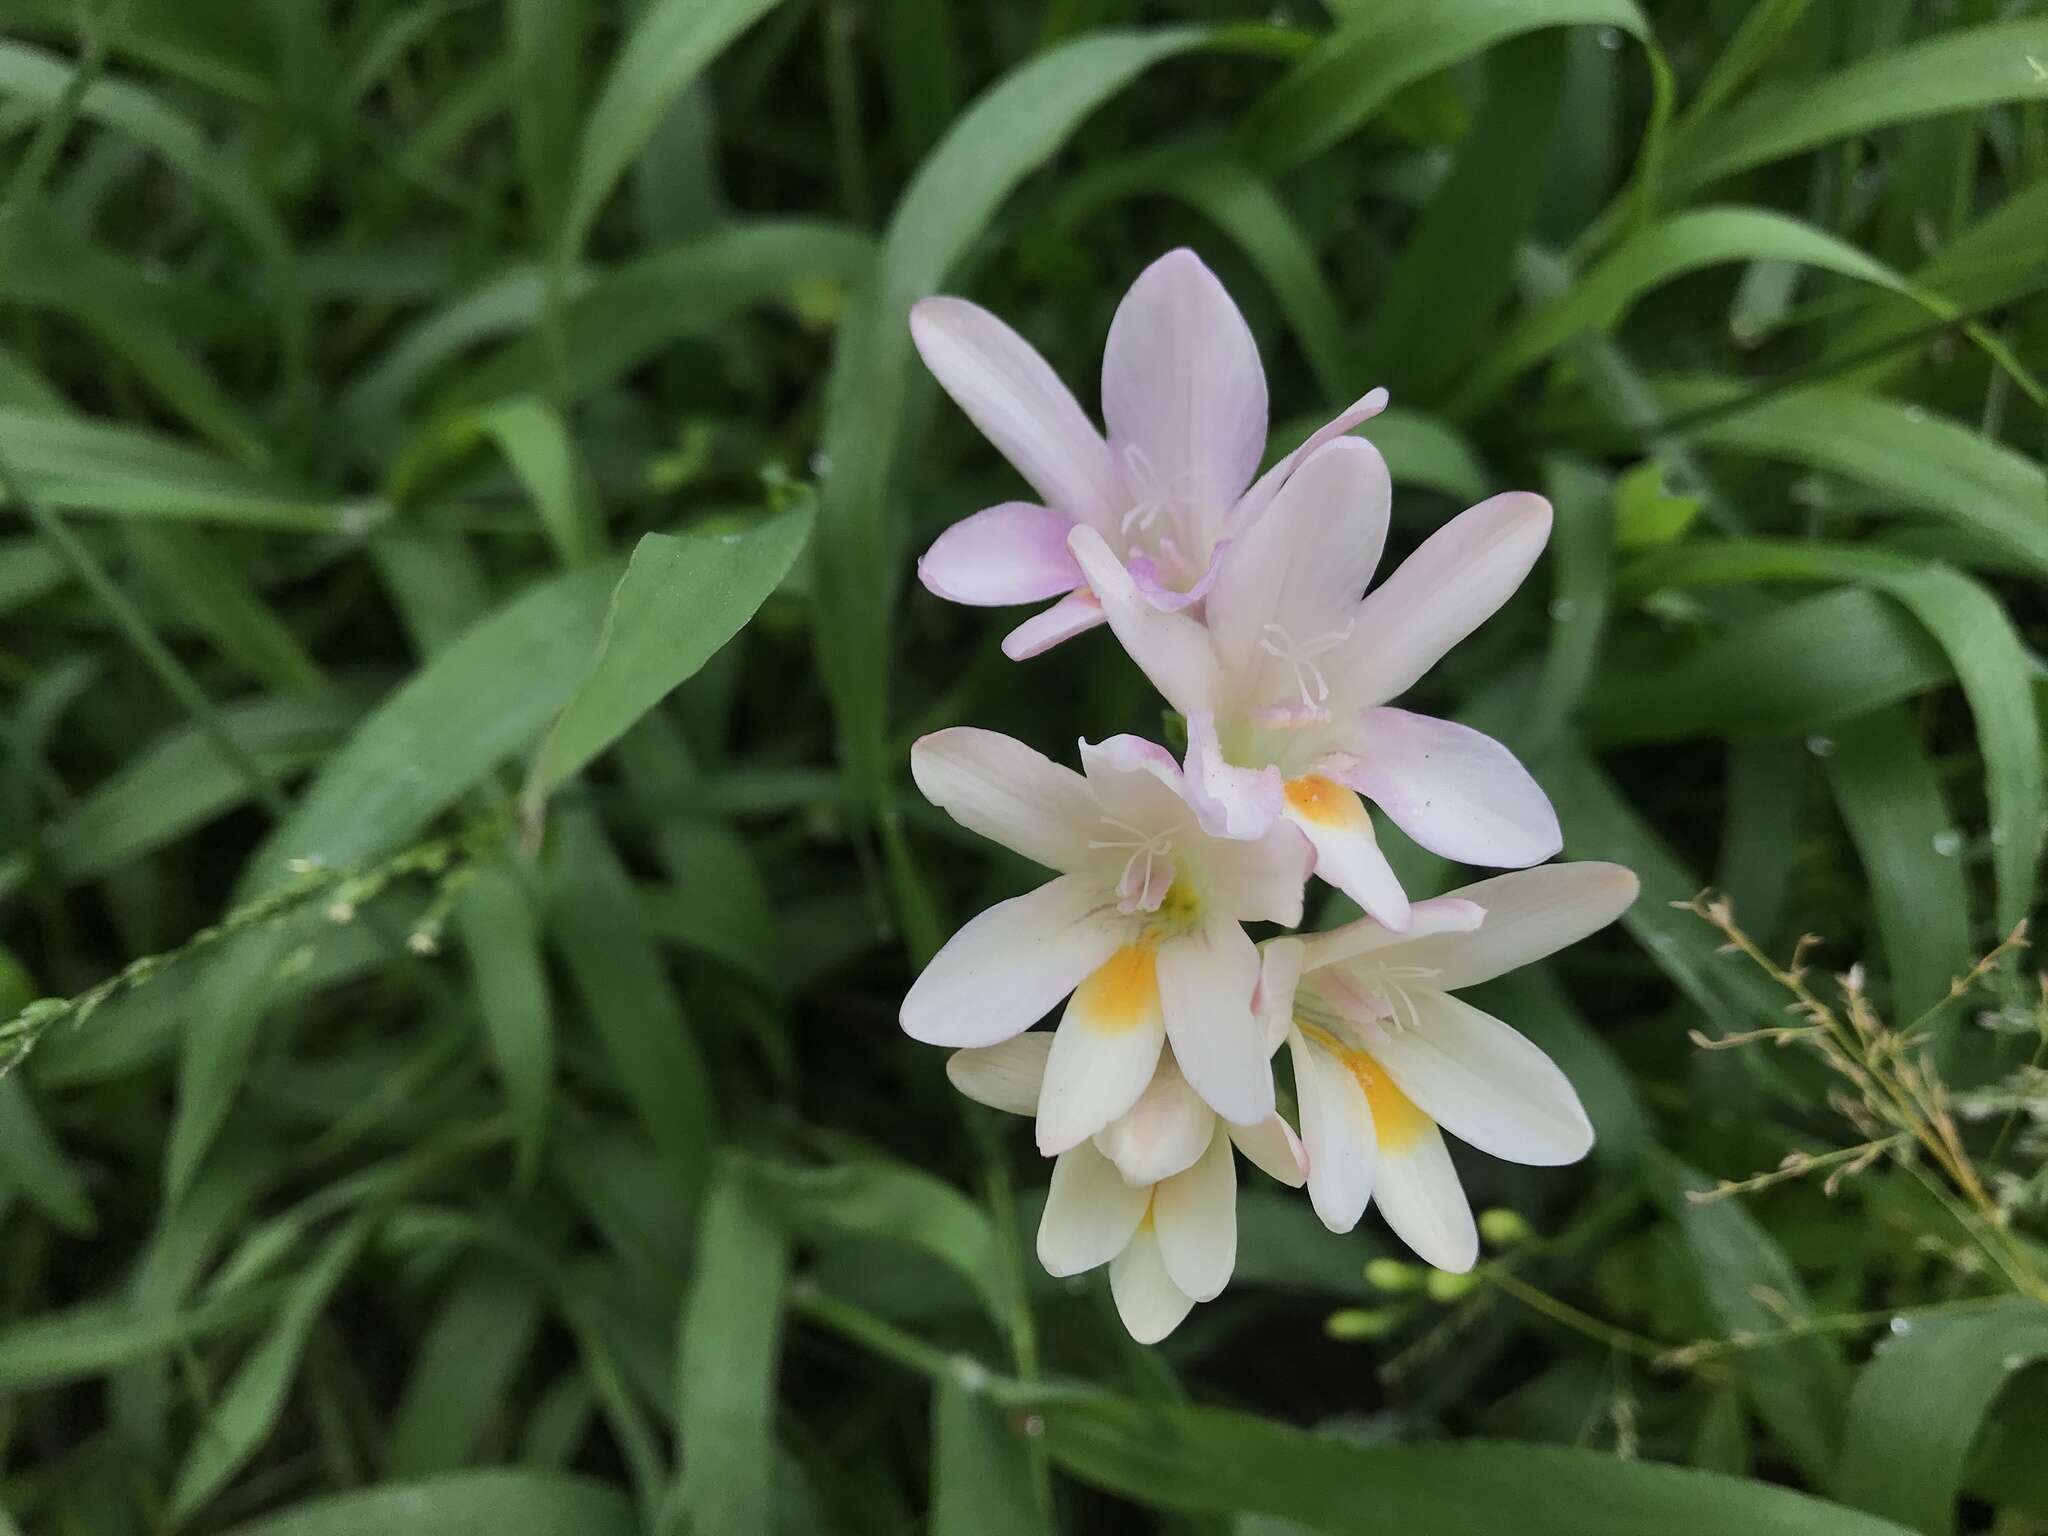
[0,409,366,531]
[1649,1155,1848,1486]
[168,562,622,1204]
[1020,1388,1914,1534]
[1837,1303,2048,1536]
[932,1382,1045,1536]
[1620,540,2043,935]
[442,221,871,411]
[455,860,556,1189]
[531,503,813,799]
[1239,0,1647,171]
[1456,209,1977,414]
[1612,461,1700,551]
[547,808,717,1205]
[1820,708,1972,1021]
[1656,380,2048,583]
[556,0,787,267]
[1363,29,1567,401]
[20,688,366,893]
[749,1151,1001,1319]
[166,1220,369,1525]
[660,1157,793,1536]
[1586,588,1951,746]
[0,1074,95,1235]
[1667,19,2048,193]
[394,397,603,567]
[387,1262,545,1478]
[214,1471,637,1536]
[124,526,327,692]
[0,1287,271,1393]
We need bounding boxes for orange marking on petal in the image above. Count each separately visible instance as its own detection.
[1344,1049,1430,1152]
[1074,945,1160,1035]
[1284,774,1369,830]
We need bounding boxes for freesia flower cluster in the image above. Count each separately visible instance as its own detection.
[899,251,1638,1343]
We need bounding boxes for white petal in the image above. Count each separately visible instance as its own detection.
[1076,733,1192,836]
[946,1034,1051,1114]
[1068,526,1219,718]
[1298,896,1486,974]
[1229,387,1389,527]
[1101,249,1267,531]
[1376,863,1640,991]
[1002,587,1106,659]
[1183,710,1285,840]
[1373,1121,1478,1273]
[1037,1141,1149,1277]
[1152,1123,1237,1301]
[1094,1050,1214,1185]
[1108,1215,1195,1343]
[1280,773,1410,932]
[1330,491,1552,707]
[1196,818,1313,927]
[900,874,1124,1046]
[1345,709,1561,869]
[1285,1027,1375,1233]
[1254,937,1304,1057]
[1362,989,1594,1167]
[1229,1114,1307,1188]
[1206,437,1391,698]
[1036,947,1167,1155]
[911,728,1099,872]
[910,297,1122,526]
[917,502,1082,607]
[1156,915,1272,1126]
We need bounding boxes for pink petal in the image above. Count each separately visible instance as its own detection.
[1067,526,1219,718]
[1183,709,1285,840]
[910,727,1100,872]
[917,502,1083,606]
[911,297,1123,525]
[1341,708,1562,869]
[1206,437,1390,700]
[1329,492,1552,709]
[1101,249,1267,535]
[1229,386,1390,530]
[1002,587,1105,659]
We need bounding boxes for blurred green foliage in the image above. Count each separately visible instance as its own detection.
[0,0,2044,1532]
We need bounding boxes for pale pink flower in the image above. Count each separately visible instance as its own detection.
[1263,863,1638,1272]
[910,248,1386,659]
[900,727,1311,1127]
[947,1036,1305,1343]
[1069,436,1562,933]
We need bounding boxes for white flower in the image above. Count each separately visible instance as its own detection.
[910,248,1386,658]
[900,728,1312,1128]
[1265,863,1638,1272]
[1068,436,1562,932]
[948,1035,1305,1343]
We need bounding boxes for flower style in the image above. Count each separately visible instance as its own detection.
[910,248,1387,659]
[900,728,1313,1129]
[948,1034,1305,1342]
[1262,862,1639,1272]
[1067,435,1562,932]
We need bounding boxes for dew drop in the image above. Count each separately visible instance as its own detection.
[2006,1353,2029,1371]
[1804,734,1837,758]
[1548,597,1578,622]
[1021,1414,1046,1438]
[1989,824,2008,848]
[1902,405,1927,423]
[1596,25,1624,48]
[1932,829,1963,857]
[808,451,833,476]
[1889,1316,1912,1336]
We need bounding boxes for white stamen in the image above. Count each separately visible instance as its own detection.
[1258,619,1356,709]
[1088,816,1182,913]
